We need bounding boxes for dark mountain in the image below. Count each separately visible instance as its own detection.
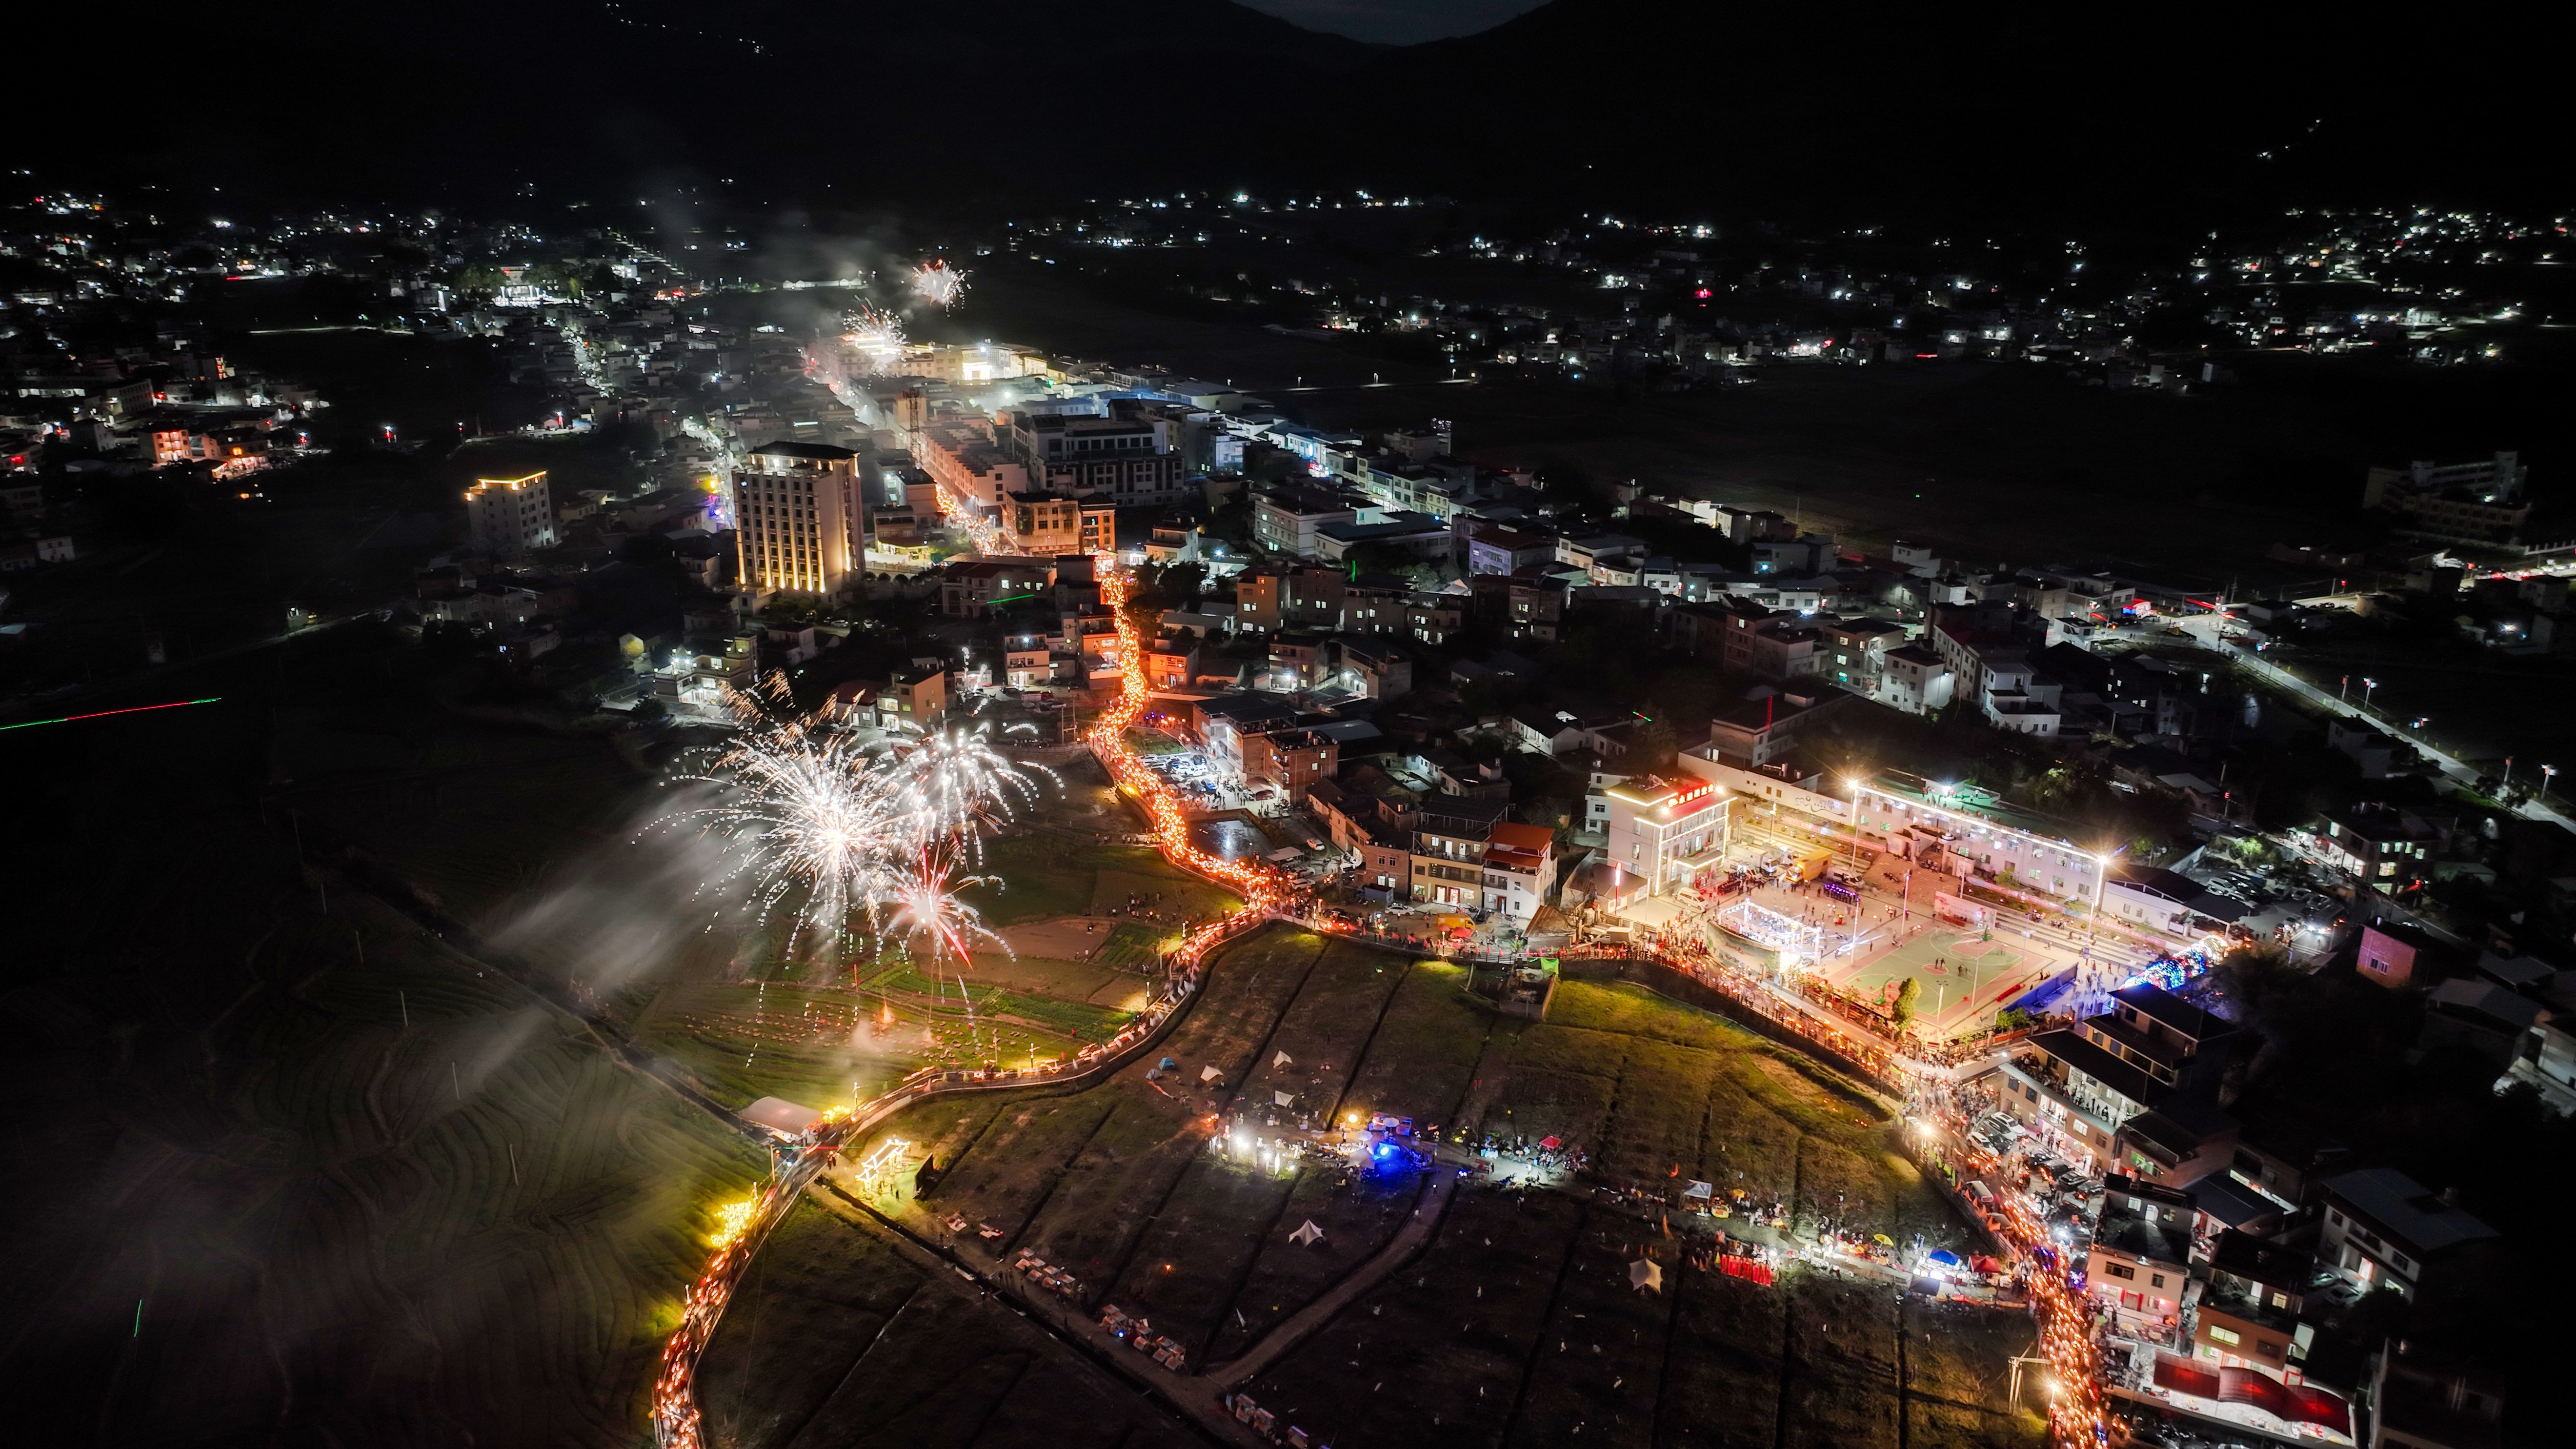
[16,0,1379,208]
[12,0,2554,225]
[1289,0,2557,227]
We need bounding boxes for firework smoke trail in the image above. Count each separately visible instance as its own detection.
[842,304,907,374]
[911,259,967,310]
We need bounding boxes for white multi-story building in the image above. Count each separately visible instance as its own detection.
[1851,777,2108,908]
[1880,644,1956,715]
[1480,822,1557,926]
[1602,774,1731,896]
[463,470,558,556]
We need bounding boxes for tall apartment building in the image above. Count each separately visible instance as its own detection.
[464,471,559,556]
[732,442,861,596]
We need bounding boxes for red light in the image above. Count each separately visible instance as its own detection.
[1694,287,1711,299]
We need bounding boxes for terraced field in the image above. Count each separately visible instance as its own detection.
[723,944,2033,1449]
[1244,1186,2042,1449]
[0,813,767,1449]
[711,932,1505,1404]
[695,1199,1202,1449]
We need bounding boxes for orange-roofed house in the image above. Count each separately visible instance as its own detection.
[1482,821,1558,926]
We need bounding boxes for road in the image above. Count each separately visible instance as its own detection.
[2152,611,2575,832]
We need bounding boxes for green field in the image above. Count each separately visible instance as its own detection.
[813,932,1508,1371]
[1827,930,2038,1036]
[955,841,1240,927]
[636,975,1138,1109]
[1492,980,1965,1248]
[666,926,2032,1449]
[1092,921,1176,970]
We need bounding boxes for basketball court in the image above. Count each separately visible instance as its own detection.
[1821,926,2050,1040]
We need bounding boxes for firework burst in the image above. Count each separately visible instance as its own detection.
[878,715,1057,866]
[653,682,1054,968]
[910,258,967,310]
[842,304,908,374]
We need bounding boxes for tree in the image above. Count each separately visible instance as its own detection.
[1632,708,1678,772]
[1892,976,1921,1027]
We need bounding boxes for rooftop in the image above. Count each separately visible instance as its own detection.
[2109,982,2232,1045]
[2320,1167,2498,1256]
[2024,1028,2163,1107]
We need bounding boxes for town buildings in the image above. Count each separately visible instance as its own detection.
[1002,491,1116,557]
[1006,398,1192,504]
[2001,984,2238,1169]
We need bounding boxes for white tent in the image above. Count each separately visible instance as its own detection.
[1273,1050,1294,1067]
[1629,1259,1662,1293]
[1274,1090,1294,1107]
[1682,1180,1715,1201]
[1289,1220,1326,1246]
[1201,1065,1223,1082]
[739,1096,825,1138]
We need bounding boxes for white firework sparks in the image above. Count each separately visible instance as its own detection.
[654,682,1053,967]
[842,304,907,374]
[878,716,1057,867]
[910,259,967,310]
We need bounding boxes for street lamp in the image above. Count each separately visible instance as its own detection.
[2362,677,2378,713]
[2544,765,2559,802]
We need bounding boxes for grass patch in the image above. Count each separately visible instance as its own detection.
[1093,864,1241,923]
[1484,1066,1619,1147]
[985,989,1134,1041]
[956,842,1240,927]
[1092,921,1175,970]
[1506,1022,1631,1078]
[1599,1038,1720,1186]
[1339,960,1500,1128]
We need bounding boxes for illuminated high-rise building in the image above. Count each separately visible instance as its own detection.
[732,443,861,596]
[463,471,558,556]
